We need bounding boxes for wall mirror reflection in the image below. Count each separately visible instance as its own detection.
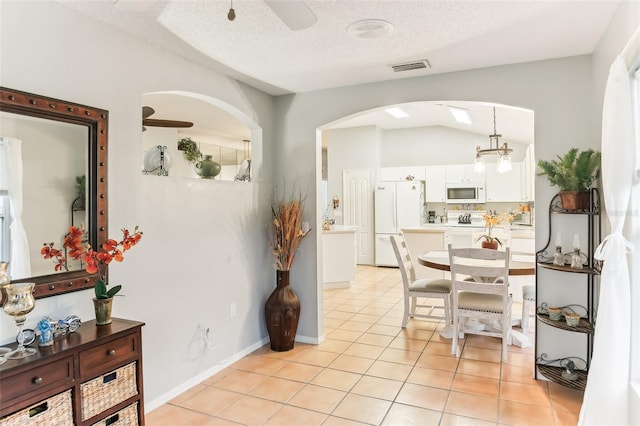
[1,112,89,280]
[141,92,251,181]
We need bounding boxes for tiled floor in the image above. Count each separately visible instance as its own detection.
[147,265,584,425]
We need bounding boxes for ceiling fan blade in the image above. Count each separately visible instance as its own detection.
[143,118,194,128]
[264,0,317,31]
[143,106,155,120]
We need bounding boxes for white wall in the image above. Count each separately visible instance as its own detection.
[381,126,528,167]
[325,125,381,225]
[0,1,275,409]
[274,55,595,342]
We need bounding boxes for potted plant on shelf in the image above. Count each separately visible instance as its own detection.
[266,187,311,351]
[41,225,143,325]
[177,136,202,164]
[537,148,601,211]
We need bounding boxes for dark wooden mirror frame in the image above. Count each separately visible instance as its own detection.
[0,87,108,300]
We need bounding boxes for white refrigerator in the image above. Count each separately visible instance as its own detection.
[375,181,424,266]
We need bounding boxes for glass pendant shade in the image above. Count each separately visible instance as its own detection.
[497,153,512,173]
[474,154,485,173]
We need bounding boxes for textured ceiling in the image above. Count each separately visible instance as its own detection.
[58,0,620,96]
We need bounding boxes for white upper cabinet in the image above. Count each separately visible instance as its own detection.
[445,164,486,183]
[424,165,446,202]
[378,166,425,181]
[486,162,525,202]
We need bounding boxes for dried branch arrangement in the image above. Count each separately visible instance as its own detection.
[271,187,310,271]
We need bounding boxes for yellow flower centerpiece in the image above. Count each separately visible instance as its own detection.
[477,211,512,249]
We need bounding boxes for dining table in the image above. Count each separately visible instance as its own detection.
[417,250,536,347]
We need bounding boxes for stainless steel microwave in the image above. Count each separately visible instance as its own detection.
[445,183,486,204]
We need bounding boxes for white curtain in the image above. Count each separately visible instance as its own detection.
[579,29,640,426]
[0,136,31,278]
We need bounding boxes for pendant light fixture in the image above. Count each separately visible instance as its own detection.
[227,0,236,21]
[474,107,513,174]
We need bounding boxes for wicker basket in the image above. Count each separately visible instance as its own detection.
[0,389,73,426]
[81,362,138,421]
[91,402,138,426]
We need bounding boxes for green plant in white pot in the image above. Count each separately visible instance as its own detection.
[537,148,601,210]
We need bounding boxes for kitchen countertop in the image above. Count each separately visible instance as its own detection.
[323,225,357,234]
[402,224,535,238]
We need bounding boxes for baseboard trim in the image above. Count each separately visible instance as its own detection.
[145,336,270,413]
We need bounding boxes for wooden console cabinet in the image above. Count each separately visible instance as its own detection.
[0,318,144,425]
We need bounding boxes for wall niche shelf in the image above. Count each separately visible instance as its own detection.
[534,188,601,391]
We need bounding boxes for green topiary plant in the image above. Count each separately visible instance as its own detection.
[177,137,202,164]
[537,148,601,192]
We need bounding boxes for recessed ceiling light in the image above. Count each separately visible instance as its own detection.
[385,107,409,118]
[348,19,393,40]
[448,106,472,124]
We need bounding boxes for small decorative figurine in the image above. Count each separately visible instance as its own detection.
[37,318,54,347]
[553,232,564,265]
[570,234,583,269]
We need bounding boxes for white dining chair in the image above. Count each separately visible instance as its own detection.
[390,235,452,328]
[448,244,512,363]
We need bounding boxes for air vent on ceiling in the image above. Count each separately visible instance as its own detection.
[391,60,431,73]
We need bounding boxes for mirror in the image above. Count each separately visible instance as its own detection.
[0,87,108,299]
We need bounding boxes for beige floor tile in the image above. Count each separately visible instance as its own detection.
[169,384,208,405]
[328,354,375,374]
[500,381,551,406]
[499,399,555,426]
[506,351,534,367]
[272,361,323,382]
[381,403,442,426]
[351,375,403,400]
[376,316,403,327]
[395,382,449,412]
[325,318,346,329]
[548,384,584,412]
[464,334,503,350]
[356,332,395,347]
[247,376,305,403]
[293,349,339,367]
[310,367,362,391]
[367,323,401,337]
[388,336,428,352]
[211,369,267,393]
[406,366,454,389]
[322,416,369,426]
[260,343,312,361]
[327,329,365,342]
[177,386,243,416]
[424,341,456,356]
[500,363,537,385]
[203,417,239,426]
[342,342,385,359]
[350,313,381,323]
[265,405,328,425]
[377,347,420,365]
[444,391,499,423]
[338,320,372,332]
[439,413,496,426]
[309,338,351,353]
[146,404,212,426]
[415,353,459,372]
[326,310,356,320]
[365,360,414,381]
[460,346,502,363]
[399,327,435,340]
[451,374,500,398]
[456,359,501,380]
[231,355,288,376]
[332,393,393,425]
[553,407,581,426]
[359,306,391,316]
[288,384,346,414]
[203,369,232,386]
[217,395,283,426]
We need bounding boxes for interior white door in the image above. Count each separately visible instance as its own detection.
[343,169,374,265]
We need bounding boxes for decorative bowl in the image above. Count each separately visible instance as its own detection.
[565,312,581,327]
[548,307,563,321]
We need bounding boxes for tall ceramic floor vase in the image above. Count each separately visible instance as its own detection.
[265,270,300,352]
[93,297,113,326]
